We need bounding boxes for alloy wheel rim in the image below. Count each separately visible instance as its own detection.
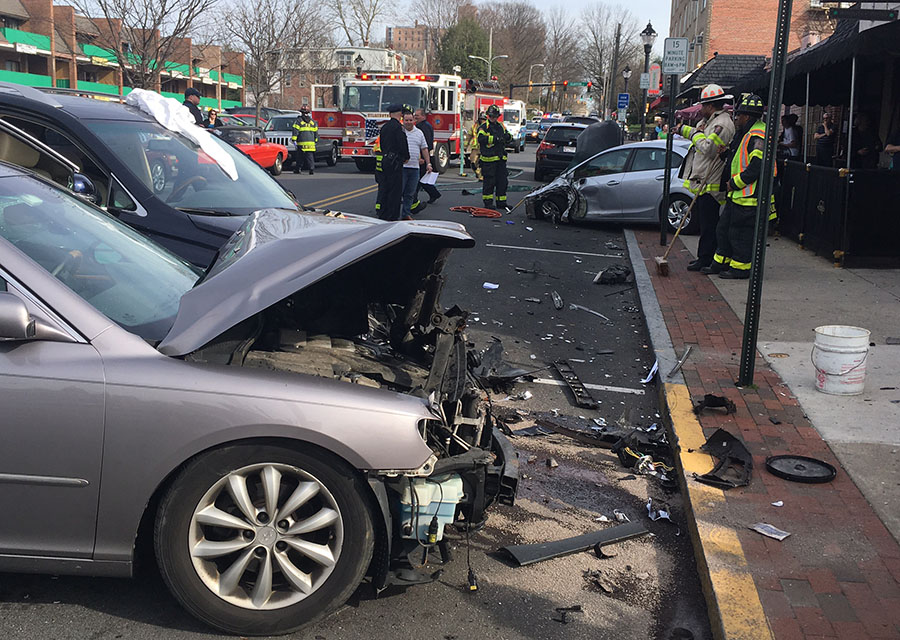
[668,200,690,229]
[541,199,560,217]
[188,463,343,610]
[151,163,165,192]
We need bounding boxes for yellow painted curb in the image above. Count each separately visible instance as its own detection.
[664,382,773,640]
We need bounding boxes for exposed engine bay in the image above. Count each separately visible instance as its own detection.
[185,236,518,584]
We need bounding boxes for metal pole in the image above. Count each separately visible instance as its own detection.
[738,0,794,386]
[661,74,678,246]
[847,56,856,170]
[804,72,810,163]
[641,46,651,140]
[487,28,493,81]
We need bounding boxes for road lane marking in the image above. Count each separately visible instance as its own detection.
[531,378,645,395]
[485,244,622,258]
[305,184,378,208]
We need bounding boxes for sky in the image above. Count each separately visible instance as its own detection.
[542,0,672,54]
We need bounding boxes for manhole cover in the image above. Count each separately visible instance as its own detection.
[765,455,837,483]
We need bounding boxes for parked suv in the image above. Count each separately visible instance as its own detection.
[264,115,340,169]
[0,83,301,267]
[533,122,587,181]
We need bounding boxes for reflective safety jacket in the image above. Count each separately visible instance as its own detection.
[291,116,318,151]
[678,109,735,199]
[477,121,511,162]
[373,135,382,172]
[727,119,776,214]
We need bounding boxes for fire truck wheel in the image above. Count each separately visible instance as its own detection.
[327,143,338,167]
[433,143,449,174]
[354,158,376,172]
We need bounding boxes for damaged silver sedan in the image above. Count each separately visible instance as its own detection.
[0,166,516,635]
[525,139,697,232]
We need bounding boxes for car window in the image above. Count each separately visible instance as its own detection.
[0,116,111,206]
[574,149,632,179]
[629,148,684,171]
[0,175,199,342]
[265,117,295,132]
[544,127,582,144]
[85,119,297,216]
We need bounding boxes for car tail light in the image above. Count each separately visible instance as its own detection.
[538,141,554,152]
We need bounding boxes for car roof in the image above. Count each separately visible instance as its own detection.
[0,85,160,123]
[546,123,587,130]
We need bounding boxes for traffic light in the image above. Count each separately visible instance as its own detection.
[563,80,568,90]
[587,81,592,92]
[551,81,556,92]
[528,80,533,92]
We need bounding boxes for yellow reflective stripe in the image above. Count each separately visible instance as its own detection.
[732,174,747,189]
[748,149,764,161]
[713,253,728,264]
[708,132,726,147]
[691,131,707,145]
[729,260,752,270]
[681,125,694,139]
[481,155,500,162]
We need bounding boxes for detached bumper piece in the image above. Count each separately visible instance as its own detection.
[500,521,648,567]
[553,360,598,409]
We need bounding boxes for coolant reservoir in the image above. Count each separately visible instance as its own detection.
[394,474,464,542]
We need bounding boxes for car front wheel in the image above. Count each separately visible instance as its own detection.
[665,194,699,235]
[151,161,167,194]
[270,154,283,176]
[327,143,338,167]
[155,444,374,636]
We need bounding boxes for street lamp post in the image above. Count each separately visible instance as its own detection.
[639,21,657,140]
[468,27,508,80]
[621,65,632,135]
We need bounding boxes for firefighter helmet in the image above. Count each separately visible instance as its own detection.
[299,106,310,114]
[486,104,501,117]
[736,94,765,116]
[698,83,733,104]
[478,111,487,121]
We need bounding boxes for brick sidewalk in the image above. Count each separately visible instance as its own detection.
[633,229,900,640]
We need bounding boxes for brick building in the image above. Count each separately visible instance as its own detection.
[668,0,840,70]
[0,0,244,107]
[271,46,408,110]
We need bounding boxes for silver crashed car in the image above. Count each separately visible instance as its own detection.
[0,165,516,635]
[525,139,699,233]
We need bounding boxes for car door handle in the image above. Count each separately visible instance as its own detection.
[606,180,620,186]
[655,175,666,181]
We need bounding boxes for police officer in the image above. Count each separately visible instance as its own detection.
[291,107,319,175]
[676,84,735,272]
[183,87,203,125]
[375,104,410,221]
[703,94,775,280]
[477,105,512,211]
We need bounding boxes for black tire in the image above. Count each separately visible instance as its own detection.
[154,444,374,636]
[354,158,376,172]
[326,143,338,167]
[269,154,283,176]
[533,166,543,182]
[664,194,700,235]
[539,194,567,221]
[433,143,449,174]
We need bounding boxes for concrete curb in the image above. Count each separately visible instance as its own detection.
[624,229,773,640]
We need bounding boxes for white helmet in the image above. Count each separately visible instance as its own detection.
[698,84,733,104]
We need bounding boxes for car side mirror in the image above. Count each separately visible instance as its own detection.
[258,137,267,144]
[72,173,100,204]
[0,292,33,339]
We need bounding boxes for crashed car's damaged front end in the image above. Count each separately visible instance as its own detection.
[161,209,519,588]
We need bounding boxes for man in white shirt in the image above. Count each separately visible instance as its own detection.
[778,114,802,158]
[401,108,432,220]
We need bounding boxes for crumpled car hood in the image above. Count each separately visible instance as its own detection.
[157,209,475,356]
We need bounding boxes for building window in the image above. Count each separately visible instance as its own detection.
[2,17,22,29]
[301,95,309,106]
[336,51,353,68]
[4,60,20,72]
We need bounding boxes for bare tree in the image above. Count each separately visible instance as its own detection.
[72,0,217,89]
[540,7,581,107]
[579,3,642,115]
[222,0,328,117]
[326,0,392,46]
[478,1,545,89]
[410,0,470,53]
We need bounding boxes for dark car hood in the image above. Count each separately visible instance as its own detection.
[157,209,475,356]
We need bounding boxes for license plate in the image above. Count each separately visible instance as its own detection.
[563,146,576,153]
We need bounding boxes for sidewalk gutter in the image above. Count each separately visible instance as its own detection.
[625,229,773,640]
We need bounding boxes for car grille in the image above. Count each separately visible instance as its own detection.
[266,134,295,149]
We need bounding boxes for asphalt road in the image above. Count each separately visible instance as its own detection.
[0,152,712,640]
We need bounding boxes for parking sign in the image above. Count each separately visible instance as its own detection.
[617,93,630,110]
[663,38,689,75]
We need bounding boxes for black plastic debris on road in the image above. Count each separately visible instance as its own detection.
[552,360,599,409]
[692,394,737,415]
[499,521,649,567]
[470,339,530,390]
[593,264,632,285]
[765,454,837,484]
[693,428,752,489]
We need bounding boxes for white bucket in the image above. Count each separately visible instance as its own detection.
[811,325,871,395]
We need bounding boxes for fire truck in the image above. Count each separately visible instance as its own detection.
[339,73,464,173]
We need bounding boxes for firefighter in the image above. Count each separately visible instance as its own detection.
[676,84,735,272]
[291,106,318,175]
[373,134,383,216]
[702,94,776,280]
[477,105,512,211]
[467,112,486,180]
[375,104,410,221]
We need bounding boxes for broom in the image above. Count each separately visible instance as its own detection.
[654,187,705,276]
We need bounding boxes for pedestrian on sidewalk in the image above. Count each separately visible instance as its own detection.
[291,107,319,175]
[675,84,735,272]
[814,112,835,167]
[477,104,512,211]
[412,108,441,210]
[375,104,410,221]
[401,108,431,220]
[703,94,776,280]
[183,87,204,125]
